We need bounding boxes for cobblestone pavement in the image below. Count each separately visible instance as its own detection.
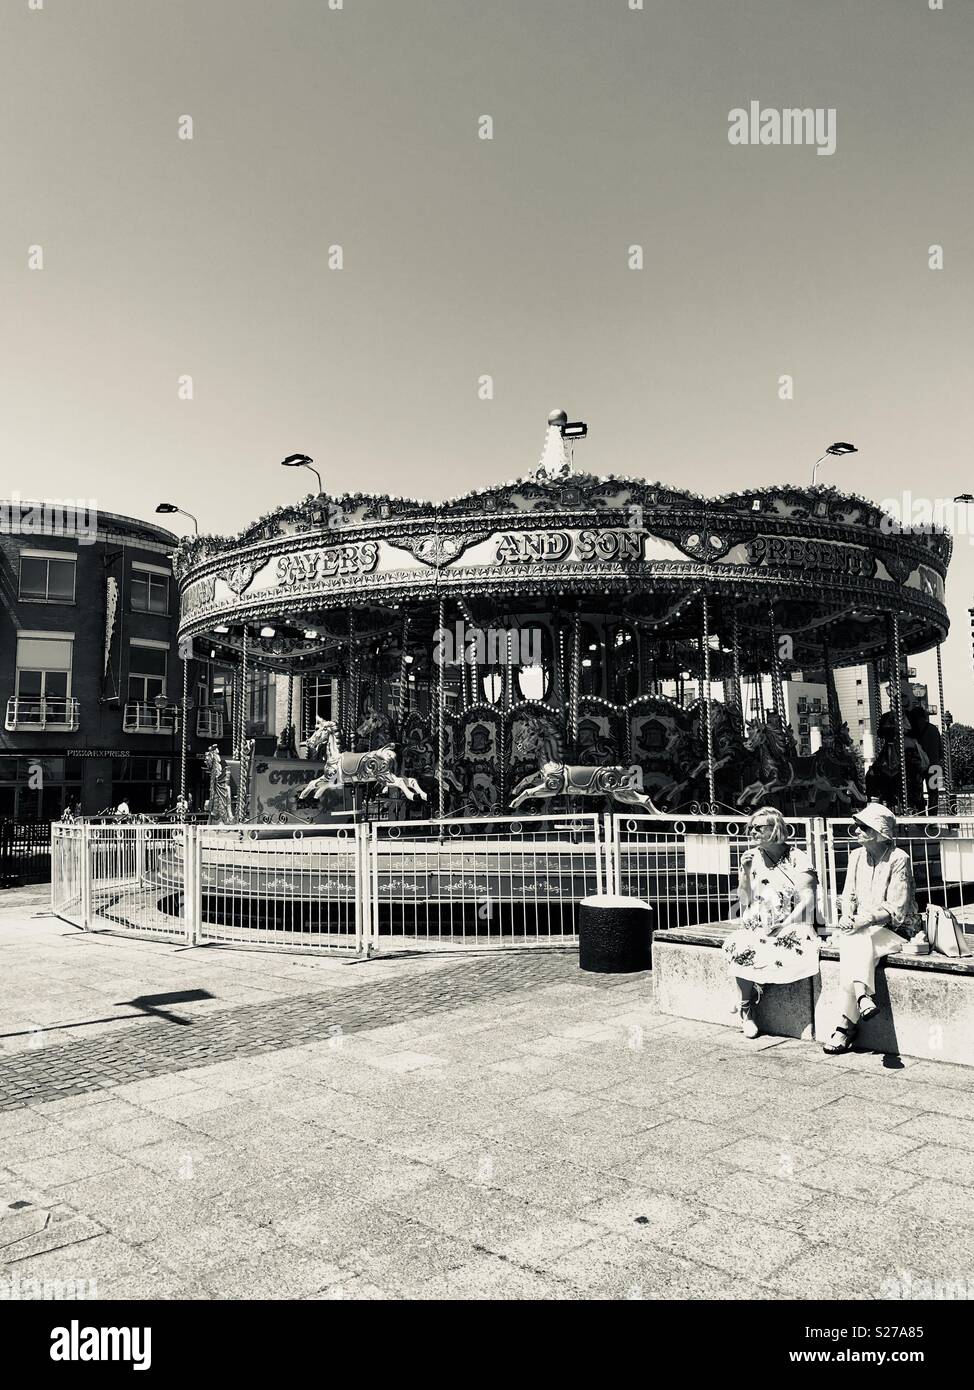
[0,950,593,1111]
[3,887,974,1301]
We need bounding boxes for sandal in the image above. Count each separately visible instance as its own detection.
[856,992,880,1022]
[823,1019,859,1055]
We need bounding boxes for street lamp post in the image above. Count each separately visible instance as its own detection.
[155,503,199,533]
[281,453,322,493]
[811,442,858,487]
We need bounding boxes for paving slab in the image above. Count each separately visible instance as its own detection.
[5,883,974,1299]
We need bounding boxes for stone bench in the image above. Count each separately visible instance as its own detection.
[652,923,974,1066]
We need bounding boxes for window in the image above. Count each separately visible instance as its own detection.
[248,671,276,736]
[0,756,82,820]
[302,676,332,739]
[15,634,73,701]
[131,565,169,615]
[113,757,173,813]
[128,641,168,702]
[19,552,76,603]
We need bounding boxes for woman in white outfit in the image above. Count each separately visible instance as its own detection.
[822,802,919,1055]
[722,807,820,1039]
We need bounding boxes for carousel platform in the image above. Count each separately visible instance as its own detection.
[653,924,974,1066]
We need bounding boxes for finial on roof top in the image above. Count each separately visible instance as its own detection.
[535,409,573,480]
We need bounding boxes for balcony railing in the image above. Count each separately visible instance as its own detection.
[123,702,178,734]
[5,696,81,732]
[196,707,224,739]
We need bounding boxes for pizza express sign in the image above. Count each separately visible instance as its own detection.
[744,535,875,578]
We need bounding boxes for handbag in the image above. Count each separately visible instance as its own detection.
[924,904,971,958]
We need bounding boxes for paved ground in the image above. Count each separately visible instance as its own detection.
[2,886,974,1301]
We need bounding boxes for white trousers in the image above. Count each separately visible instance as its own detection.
[837,923,903,993]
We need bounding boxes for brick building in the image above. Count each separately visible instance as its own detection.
[0,504,203,817]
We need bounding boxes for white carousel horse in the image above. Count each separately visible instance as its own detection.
[298,718,428,803]
[509,760,662,811]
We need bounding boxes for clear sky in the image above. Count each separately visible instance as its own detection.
[3,0,973,716]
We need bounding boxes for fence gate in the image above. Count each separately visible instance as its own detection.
[194,823,364,952]
[86,823,188,942]
[367,813,604,949]
[50,824,85,924]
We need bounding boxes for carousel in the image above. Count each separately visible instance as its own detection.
[173,411,952,829]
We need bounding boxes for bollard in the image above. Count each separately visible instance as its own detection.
[578,894,653,973]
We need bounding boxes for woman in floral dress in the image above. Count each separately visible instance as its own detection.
[722,806,820,1039]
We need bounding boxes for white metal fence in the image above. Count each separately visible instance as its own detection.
[822,816,974,929]
[370,813,603,947]
[195,824,364,951]
[50,823,85,926]
[50,813,974,954]
[608,813,824,931]
[87,823,187,942]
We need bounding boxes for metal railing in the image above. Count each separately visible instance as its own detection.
[122,702,178,734]
[50,814,974,956]
[196,707,224,739]
[369,813,603,947]
[86,823,187,941]
[822,816,974,929]
[5,696,80,732]
[195,823,364,951]
[2,819,54,887]
[50,823,85,922]
[608,812,824,931]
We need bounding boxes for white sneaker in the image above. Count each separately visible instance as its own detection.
[740,1005,759,1039]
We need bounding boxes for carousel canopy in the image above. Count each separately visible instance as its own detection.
[175,417,950,674]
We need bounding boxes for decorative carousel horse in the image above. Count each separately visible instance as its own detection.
[661,702,746,811]
[865,711,928,811]
[795,721,867,813]
[511,715,563,767]
[355,708,397,751]
[204,745,236,823]
[737,713,797,809]
[510,761,661,811]
[298,718,427,803]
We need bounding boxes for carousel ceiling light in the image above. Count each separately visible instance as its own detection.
[280,453,322,493]
[214,624,229,633]
[260,626,276,638]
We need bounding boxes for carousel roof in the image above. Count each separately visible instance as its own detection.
[174,415,951,673]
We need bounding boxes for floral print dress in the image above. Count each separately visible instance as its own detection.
[722,846,820,984]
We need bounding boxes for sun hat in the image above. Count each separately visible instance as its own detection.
[853,802,897,842]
